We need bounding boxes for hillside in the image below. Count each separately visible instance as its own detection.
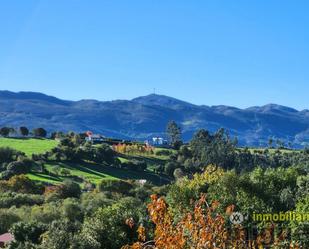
[0,137,170,185]
[0,138,58,156]
[0,90,308,147]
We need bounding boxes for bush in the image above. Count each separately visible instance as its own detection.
[92,144,115,164]
[81,192,115,216]
[0,210,21,234]
[155,149,173,156]
[173,168,185,179]
[0,127,11,137]
[0,147,23,164]
[6,158,35,175]
[49,142,116,164]
[164,161,179,176]
[40,220,81,249]
[61,198,83,222]
[98,179,133,195]
[80,197,144,249]
[45,180,81,201]
[10,221,47,244]
[60,168,71,176]
[122,160,147,171]
[32,128,47,138]
[0,175,44,194]
[0,193,44,208]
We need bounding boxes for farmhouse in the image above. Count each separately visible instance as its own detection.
[145,137,168,147]
[85,131,105,143]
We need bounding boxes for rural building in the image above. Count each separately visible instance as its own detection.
[85,131,105,142]
[0,233,13,247]
[151,137,168,146]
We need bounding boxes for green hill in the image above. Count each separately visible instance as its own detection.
[0,138,171,186]
[0,138,58,156]
[27,161,169,185]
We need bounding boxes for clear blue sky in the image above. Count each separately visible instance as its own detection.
[0,1,308,110]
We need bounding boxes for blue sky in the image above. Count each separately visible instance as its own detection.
[0,0,308,109]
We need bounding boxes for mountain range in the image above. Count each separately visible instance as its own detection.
[0,90,308,147]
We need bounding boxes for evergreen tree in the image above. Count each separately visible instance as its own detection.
[166,121,182,149]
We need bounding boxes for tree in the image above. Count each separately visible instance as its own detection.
[98,179,133,195]
[164,161,179,177]
[81,197,144,249]
[0,210,20,234]
[290,195,309,247]
[9,222,47,245]
[40,220,81,249]
[123,194,295,249]
[187,128,237,170]
[166,121,182,149]
[268,137,273,148]
[32,128,47,138]
[122,195,241,249]
[0,147,22,164]
[91,143,115,164]
[45,180,81,200]
[19,127,29,137]
[6,158,34,175]
[61,198,83,222]
[0,175,43,194]
[0,127,10,137]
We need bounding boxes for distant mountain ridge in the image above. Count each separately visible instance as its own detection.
[0,90,308,147]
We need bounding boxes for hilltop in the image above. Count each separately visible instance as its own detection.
[0,90,308,147]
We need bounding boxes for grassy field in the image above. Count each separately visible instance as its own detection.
[0,138,171,186]
[27,161,170,185]
[243,148,299,154]
[0,138,58,156]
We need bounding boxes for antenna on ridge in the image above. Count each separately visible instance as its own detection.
[153,88,156,95]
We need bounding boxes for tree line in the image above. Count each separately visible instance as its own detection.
[0,127,47,138]
[163,121,309,179]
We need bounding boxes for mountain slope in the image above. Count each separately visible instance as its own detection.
[0,91,308,147]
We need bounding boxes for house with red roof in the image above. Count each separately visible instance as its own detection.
[0,233,13,247]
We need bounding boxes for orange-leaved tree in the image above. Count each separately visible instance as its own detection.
[122,194,300,249]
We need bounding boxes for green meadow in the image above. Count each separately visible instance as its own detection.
[0,138,58,156]
[0,137,170,185]
[27,161,169,185]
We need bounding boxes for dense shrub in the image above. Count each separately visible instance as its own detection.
[32,128,47,138]
[40,220,81,249]
[81,192,115,216]
[0,127,11,137]
[0,175,44,194]
[0,210,21,234]
[49,142,116,165]
[10,221,47,245]
[98,179,133,195]
[80,197,145,249]
[0,147,23,164]
[164,161,179,176]
[0,193,44,208]
[155,149,173,156]
[45,180,81,201]
[122,160,147,171]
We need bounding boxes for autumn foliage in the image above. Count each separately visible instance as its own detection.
[113,143,154,155]
[122,194,300,249]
